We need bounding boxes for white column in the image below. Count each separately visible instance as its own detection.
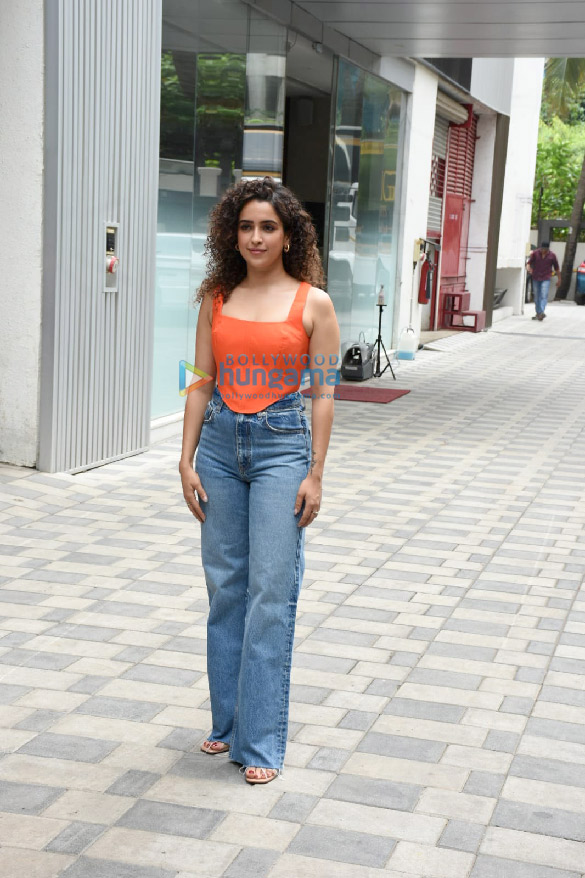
[0,0,44,466]
[393,63,438,345]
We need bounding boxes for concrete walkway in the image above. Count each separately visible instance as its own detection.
[1,301,585,877]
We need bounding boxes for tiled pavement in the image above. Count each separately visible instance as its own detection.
[1,300,585,877]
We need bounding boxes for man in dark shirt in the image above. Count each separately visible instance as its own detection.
[527,241,560,321]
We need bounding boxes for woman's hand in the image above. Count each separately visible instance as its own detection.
[294,474,322,528]
[180,465,208,523]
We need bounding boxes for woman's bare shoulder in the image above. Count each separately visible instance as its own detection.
[307,286,335,313]
[200,289,219,325]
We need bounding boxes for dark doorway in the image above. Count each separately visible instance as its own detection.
[283,33,334,260]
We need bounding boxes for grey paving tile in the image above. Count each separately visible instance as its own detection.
[152,621,189,635]
[407,668,483,690]
[439,819,485,853]
[444,619,510,637]
[483,730,520,753]
[84,588,116,600]
[158,635,206,655]
[525,717,585,745]
[528,641,555,656]
[156,728,204,751]
[74,696,163,722]
[326,774,421,811]
[510,755,585,789]
[0,631,35,646]
[333,606,398,624]
[383,698,465,723]
[500,696,534,716]
[46,623,122,642]
[288,824,395,868]
[0,588,48,605]
[113,646,155,663]
[0,648,79,670]
[427,641,497,662]
[410,626,439,641]
[0,780,65,814]
[307,747,352,772]
[61,858,176,878]
[0,683,31,703]
[389,651,420,667]
[126,580,188,596]
[106,770,161,797]
[18,732,118,763]
[68,675,110,694]
[515,667,546,684]
[464,771,506,798]
[308,627,377,647]
[365,680,399,697]
[493,799,585,842]
[121,664,201,687]
[169,753,241,784]
[292,652,356,674]
[551,657,585,675]
[541,685,585,708]
[471,856,579,878]
[338,710,378,731]
[46,820,106,854]
[268,793,319,823]
[116,799,224,839]
[289,685,330,705]
[224,848,280,878]
[42,608,75,622]
[357,730,445,762]
[14,709,62,732]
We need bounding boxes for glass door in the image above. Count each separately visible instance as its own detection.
[326,58,405,355]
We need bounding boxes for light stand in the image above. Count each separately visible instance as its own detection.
[373,302,396,380]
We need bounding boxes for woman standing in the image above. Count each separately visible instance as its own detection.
[179,177,339,784]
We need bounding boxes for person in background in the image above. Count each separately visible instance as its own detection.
[527,241,560,321]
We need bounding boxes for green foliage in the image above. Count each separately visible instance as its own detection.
[159,51,246,163]
[541,58,585,122]
[535,59,585,238]
[532,118,585,234]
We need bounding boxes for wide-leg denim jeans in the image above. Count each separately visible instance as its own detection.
[195,386,311,771]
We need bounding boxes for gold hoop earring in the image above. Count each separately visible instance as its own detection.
[284,243,290,253]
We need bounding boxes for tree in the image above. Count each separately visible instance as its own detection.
[541,59,585,298]
[532,119,585,228]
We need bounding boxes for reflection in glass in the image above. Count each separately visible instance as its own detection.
[327,59,404,355]
[243,54,285,180]
[153,1,286,419]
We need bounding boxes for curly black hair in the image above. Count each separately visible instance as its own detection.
[195,177,325,305]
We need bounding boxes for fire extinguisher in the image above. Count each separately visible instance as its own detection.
[418,253,431,304]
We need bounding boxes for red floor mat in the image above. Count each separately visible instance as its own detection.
[301,385,410,404]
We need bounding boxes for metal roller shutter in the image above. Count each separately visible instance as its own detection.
[427,117,449,234]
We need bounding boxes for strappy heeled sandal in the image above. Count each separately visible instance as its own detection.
[243,766,279,785]
[200,740,230,755]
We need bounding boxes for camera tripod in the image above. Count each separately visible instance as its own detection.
[373,302,396,380]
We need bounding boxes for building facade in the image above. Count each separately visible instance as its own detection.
[0,0,543,472]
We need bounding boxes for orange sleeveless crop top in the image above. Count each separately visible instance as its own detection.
[211,281,311,413]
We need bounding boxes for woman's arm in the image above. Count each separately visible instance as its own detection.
[295,288,340,527]
[179,292,217,521]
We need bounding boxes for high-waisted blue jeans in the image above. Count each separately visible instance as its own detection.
[195,386,311,771]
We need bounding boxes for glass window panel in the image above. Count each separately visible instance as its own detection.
[327,58,405,356]
[154,0,286,419]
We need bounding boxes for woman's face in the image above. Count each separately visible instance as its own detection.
[237,199,288,271]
